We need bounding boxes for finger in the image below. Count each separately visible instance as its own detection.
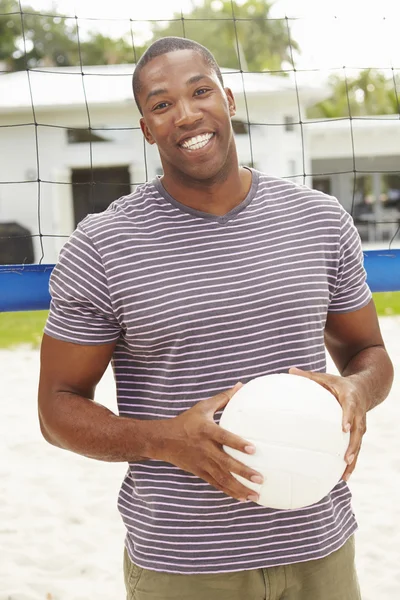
[221,454,264,485]
[342,392,367,436]
[344,414,366,463]
[342,449,360,482]
[211,422,257,455]
[206,461,260,502]
[341,396,357,433]
[288,367,326,384]
[209,443,263,483]
[203,382,243,414]
[344,428,360,466]
[199,470,252,502]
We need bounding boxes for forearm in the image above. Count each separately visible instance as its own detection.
[341,345,394,411]
[39,391,165,462]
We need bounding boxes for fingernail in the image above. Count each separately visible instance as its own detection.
[239,498,247,502]
[250,475,263,484]
[347,454,355,465]
[344,423,351,433]
[247,494,259,502]
[244,445,256,454]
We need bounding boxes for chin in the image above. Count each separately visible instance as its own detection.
[184,160,231,183]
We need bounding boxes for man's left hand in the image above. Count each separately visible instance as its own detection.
[288,367,369,482]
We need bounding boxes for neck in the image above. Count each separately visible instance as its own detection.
[160,154,252,217]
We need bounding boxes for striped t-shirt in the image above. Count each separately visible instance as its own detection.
[45,169,372,574]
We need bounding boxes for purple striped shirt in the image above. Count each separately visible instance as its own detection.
[45,169,372,574]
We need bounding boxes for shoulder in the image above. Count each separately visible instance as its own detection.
[255,170,342,215]
[78,180,160,238]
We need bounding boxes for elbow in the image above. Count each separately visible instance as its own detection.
[38,411,62,448]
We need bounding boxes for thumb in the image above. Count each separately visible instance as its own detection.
[289,366,314,379]
[205,382,243,414]
[289,367,339,399]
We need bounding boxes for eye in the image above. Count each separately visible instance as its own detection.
[153,101,170,111]
[194,88,211,96]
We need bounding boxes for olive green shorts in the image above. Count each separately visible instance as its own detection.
[123,535,361,600]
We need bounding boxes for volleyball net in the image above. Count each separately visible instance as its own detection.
[0,1,399,311]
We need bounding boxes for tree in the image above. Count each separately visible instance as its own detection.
[1,0,298,74]
[0,0,134,70]
[0,0,18,64]
[0,0,79,70]
[142,0,299,73]
[308,69,400,118]
[79,33,136,66]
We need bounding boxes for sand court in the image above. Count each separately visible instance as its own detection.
[1,316,399,599]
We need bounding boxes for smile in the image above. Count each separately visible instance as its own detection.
[180,132,215,151]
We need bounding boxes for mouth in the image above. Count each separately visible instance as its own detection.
[178,132,215,152]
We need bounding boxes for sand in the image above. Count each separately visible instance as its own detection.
[1,317,399,599]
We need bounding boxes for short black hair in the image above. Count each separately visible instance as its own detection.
[132,37,224,114]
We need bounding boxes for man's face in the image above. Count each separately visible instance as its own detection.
[138,49,237,182]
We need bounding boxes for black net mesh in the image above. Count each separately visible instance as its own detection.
[0,1,399,273]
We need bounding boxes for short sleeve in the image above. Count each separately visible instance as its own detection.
[44,224,121,345]
[328,204,372,313]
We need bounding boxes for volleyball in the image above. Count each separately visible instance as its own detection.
[219,373,350,510]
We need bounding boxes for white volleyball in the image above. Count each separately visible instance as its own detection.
[219,373,349,510]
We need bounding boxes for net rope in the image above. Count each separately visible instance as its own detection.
[0,2,399,310]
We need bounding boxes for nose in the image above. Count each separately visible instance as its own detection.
[174,99,203,128]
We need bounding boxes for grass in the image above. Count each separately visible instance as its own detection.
[0,293,399,349]
[0,310,49,349]
[372,291,400,316]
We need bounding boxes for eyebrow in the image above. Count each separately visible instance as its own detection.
[145,74,210,104]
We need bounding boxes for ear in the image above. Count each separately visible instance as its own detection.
[224,87,236,117]
[140,118,156,145]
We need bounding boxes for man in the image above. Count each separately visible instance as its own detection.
[38,37,393,600]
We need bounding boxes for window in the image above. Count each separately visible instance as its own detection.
[67,128,110,144]
[232,120,249,135]
[382,173,400,209]
[312,177,332,196]
[72,166,131,227]
[0,222,34,265]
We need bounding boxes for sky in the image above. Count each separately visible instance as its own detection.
[23,0,400,73]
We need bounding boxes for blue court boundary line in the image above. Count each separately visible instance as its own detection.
[0,250,400,312]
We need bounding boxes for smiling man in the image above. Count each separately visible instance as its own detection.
[133,39,251,216]
[38,37,393,600]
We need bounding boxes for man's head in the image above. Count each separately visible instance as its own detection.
[132,37,238,184]
[132,37,224,115]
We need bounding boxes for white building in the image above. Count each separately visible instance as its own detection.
[0,64,399,264]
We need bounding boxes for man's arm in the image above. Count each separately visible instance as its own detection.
[324,299,393,410]
[290,299,394,481]
[38,334,263,501]
[38,333,150,461]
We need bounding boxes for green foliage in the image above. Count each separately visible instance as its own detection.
[308,69,400,119]
[78,32,136,66]
[0,0,78,70]
[0,0,298,74]
[0,0,18,63]
[145,0,298,72]
[0,0,134,70]
[2,0,398,115]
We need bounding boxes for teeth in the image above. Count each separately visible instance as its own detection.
[181,133,213,150]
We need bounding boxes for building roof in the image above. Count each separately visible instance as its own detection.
[0,63,327,113]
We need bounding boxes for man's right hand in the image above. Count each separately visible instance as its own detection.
[152,383,263,502]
